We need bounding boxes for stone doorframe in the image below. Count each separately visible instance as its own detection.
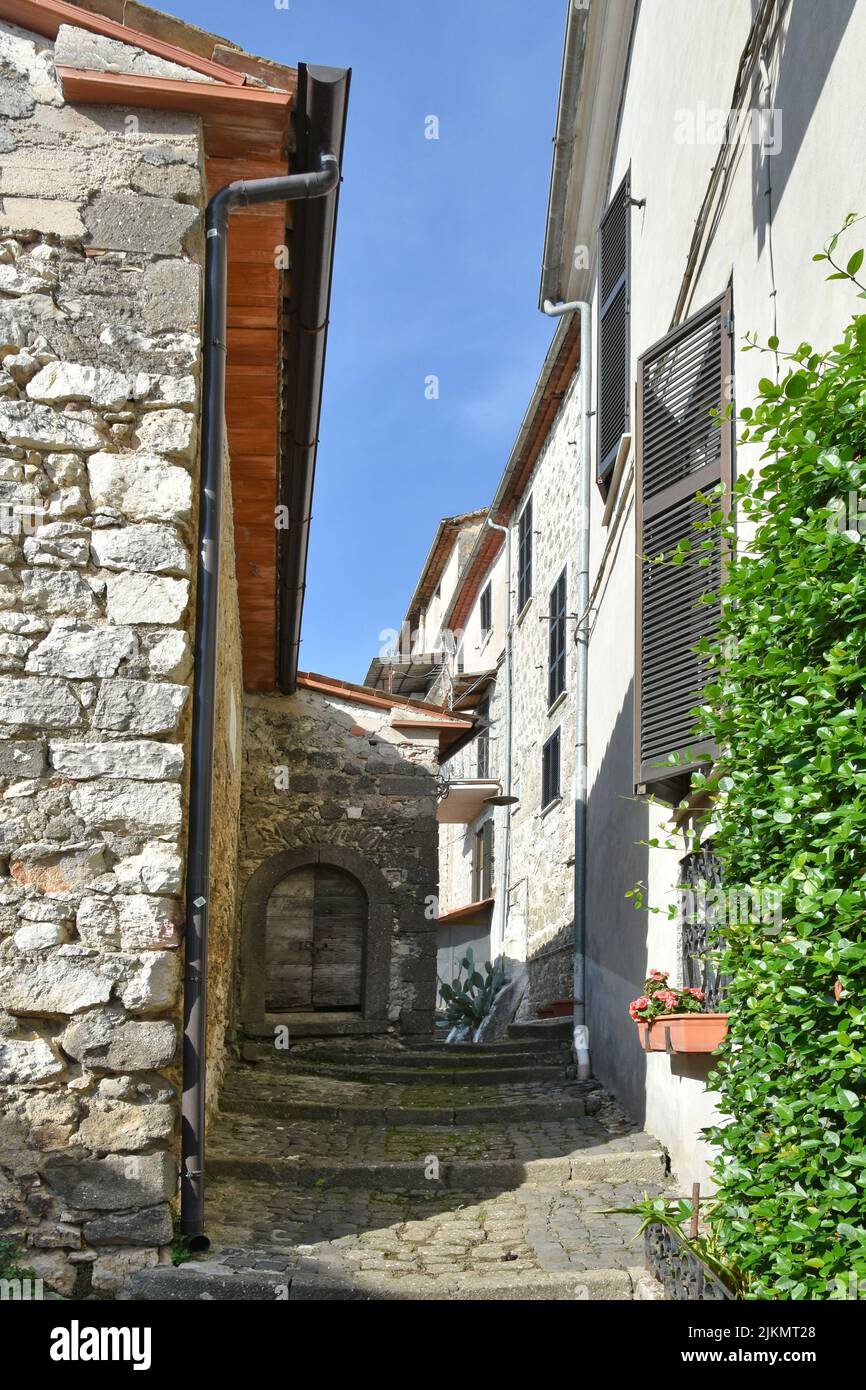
[239,844,393,1027]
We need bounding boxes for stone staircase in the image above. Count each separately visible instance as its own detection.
[128,1025,669,1301]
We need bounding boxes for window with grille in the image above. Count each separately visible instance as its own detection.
[541,727,561,809]
[597,172,631,492]
[517,497,533,611]
[548,567,567,707]
[634,289,733,800]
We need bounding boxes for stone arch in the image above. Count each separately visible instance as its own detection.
[239,844,392,1027]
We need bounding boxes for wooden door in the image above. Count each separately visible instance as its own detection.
[265,865,366,1012]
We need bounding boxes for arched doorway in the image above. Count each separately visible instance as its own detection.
[241,845,392,1027]
[265,863,367,1012]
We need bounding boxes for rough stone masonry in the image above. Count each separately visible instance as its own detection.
[0,18,210,1296]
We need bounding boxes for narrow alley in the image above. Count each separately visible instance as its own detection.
[129,1024,668,1300]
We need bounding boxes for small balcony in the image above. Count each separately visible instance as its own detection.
[435,778,501,824]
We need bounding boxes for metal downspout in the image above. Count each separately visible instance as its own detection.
[543,299,592,1080]
[485,517,512,956]
[181,152,340,1246]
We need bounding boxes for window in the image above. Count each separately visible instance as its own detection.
[634,289,733,801]
[517,497,533,610]
[597,172,631,493]
[479,582,492,642]
[476,697,490,779]
[548,567,567,707]
[541,728,561,809]
[472,819,494,901]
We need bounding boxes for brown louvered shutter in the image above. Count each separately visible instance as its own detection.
[597,172,631,490]
[634,289,733,799]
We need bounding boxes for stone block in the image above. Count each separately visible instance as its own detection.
[84,192,199,256]
[0,740,45,777]
[0,676,85,730]
[23,522,91,568]
[90,522,188,576]
[21,568,101,617]
[60,1006,177,1071]
[0,199,84,239]
[26,620,136,678]
[113,844,182,895]
[93,678,188,735]
[51,739,183,781]
[105,572,188,625]
[134,408,196,462]
[0,1035,65,1082]
[26,361,133,410]
[87,451,192,521]
[116,896,180,951]
[76,1100,175,1153]
[0,953,113,1015]
[83,1203,172,1247]
[69,779,183,833]
[42,1152,176,1210]
[0,400,103,451]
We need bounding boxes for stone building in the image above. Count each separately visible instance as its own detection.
[375,0,866,1190]
[0,0,445,1296]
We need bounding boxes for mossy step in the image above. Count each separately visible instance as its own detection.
[220,1095,588,1126]
[251,1046,563,1070]
[206,1147,666,1191]
[507,1019,573,1040]
[240,1056,565,1086]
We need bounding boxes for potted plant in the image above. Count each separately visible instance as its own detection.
[629,970,727,1052]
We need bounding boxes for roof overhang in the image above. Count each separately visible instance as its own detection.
[436,779,501,825]
[539,0,636,307]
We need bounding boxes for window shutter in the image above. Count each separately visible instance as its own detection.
[517,497,533,610]
[548,568,567,707]
[634,289,733,798]
[597,172,631,489]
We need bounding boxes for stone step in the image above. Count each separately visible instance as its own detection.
[241,1055,566,1086]
[242,1017,391,1039]
[508,1018,573,1040]
[412,1038,569,1055]
[207,1108,664,1180]
[220,1094,589,1126]
[244,1045,568,1070]
[206,1146,666,1191]
[126,1262,642,1301]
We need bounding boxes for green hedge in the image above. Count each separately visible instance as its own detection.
[694,223,866,1298]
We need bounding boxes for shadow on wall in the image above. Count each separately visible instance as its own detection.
[751,0,857,255]
[585,680,650,1127]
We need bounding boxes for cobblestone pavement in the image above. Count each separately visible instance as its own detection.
[166,1036,672,1299]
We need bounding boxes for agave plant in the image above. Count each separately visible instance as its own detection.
[438,947,506,1028]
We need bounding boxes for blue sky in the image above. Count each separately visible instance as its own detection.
[173,0,564,681]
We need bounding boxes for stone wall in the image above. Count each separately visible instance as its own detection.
[0,20,206,1295]
[506,368,581,1011]
[240,685,440,1034]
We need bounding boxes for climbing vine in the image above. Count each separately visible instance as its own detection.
[691,216,866,1299]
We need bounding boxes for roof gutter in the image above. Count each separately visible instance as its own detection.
[538,0,590,309]
[181,143,341,1248]
[278,63,351,693]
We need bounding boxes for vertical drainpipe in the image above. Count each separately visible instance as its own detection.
[485,517,512,955]
[543,299,592,1080]
[181,152,340,1247]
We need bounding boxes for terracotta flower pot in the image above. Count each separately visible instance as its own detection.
[634,1017,667,1051]
[661,1012,728,1053]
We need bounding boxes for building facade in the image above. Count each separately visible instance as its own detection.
[380,0,866,1187]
